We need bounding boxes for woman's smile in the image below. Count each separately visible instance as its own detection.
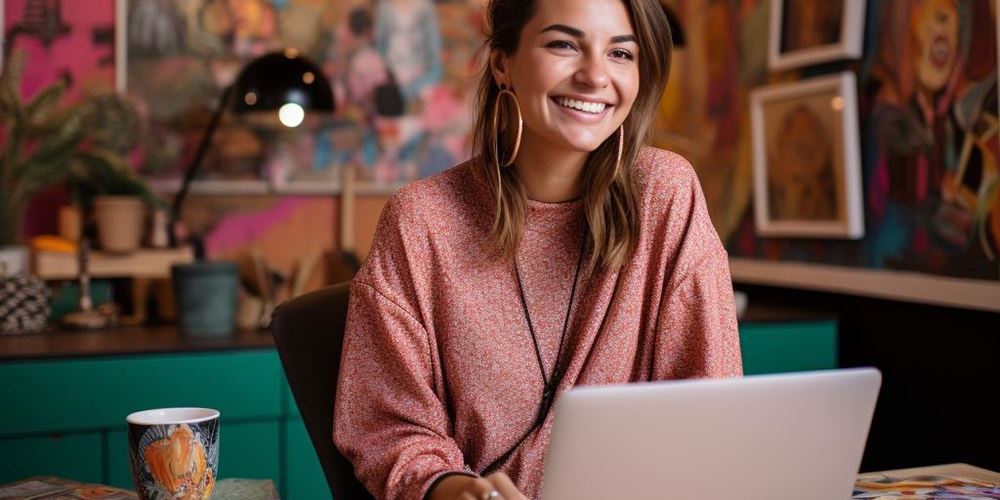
[551,95,614,123]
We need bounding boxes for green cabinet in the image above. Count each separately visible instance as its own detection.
[0,349,328,500]
[286,418,332,500]
[739,320,838,374]
[0,432,103,484]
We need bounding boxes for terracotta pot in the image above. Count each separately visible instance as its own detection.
[58,205,83,241]
[94,196,146,254]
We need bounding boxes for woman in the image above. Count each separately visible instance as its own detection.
[334,0,743,498]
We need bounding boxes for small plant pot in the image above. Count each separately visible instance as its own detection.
[58,205,83,242]
[94,196,145,254]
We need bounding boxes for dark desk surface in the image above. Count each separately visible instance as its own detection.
[0,302,831,362]
[0,325,274,362]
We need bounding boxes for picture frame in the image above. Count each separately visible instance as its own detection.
[750,72,864,239]
[768,0,866,71]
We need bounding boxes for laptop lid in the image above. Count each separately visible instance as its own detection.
[541,368,881,500]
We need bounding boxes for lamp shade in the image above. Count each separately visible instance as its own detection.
[230,50,335,113]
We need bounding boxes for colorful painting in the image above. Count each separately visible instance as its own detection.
[121,0,486,193]
[128,420,219,500]
[864,0,998,279]
[2,0,117,100]
[653,0,771,243]
[768,0,866,71]
[750,72,864,238]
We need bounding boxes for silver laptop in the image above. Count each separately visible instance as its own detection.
[541,368,881,500]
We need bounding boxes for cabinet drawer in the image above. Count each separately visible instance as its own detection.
[0,432,102,485]
[0,350,282,435]
[739,321,838,375]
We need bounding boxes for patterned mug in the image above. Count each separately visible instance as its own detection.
[127,408,220,500]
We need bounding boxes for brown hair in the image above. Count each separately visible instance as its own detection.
[471,0,673,271]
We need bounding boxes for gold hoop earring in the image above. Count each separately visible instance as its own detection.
[492,85,523,168]
[613,124,624,180]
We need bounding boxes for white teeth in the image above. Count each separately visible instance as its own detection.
[557,97,606,114]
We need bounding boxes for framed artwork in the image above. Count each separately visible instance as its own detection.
[750,72,864,239]
[768,0,866,71]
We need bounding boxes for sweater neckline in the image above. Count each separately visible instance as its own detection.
[525,197,584,234]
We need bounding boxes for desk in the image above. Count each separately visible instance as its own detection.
[5,464,996,499]
[861,463,1000,482]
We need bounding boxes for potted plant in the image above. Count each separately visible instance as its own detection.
[2,51,162,258]
[72,148,163,254]
[0,50,86,274]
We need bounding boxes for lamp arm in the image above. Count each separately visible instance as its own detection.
[169,84,235,247]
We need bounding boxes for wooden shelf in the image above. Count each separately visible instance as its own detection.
[32,247,195,280]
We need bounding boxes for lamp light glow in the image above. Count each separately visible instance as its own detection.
[278,102,305,127]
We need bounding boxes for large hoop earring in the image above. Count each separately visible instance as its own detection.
[613,124,624,180]
[492,85,523,168]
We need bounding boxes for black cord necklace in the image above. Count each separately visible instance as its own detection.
[514,227,587,424]
[481,225,588,474]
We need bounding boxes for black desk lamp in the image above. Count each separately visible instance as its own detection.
[169,49,335,249]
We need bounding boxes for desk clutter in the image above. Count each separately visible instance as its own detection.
[852,464,1000,499]
[0,231,345,336]
[0,476,279,500]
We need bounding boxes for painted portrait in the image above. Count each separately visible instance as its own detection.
[779,0,844,54]
[768,0,865,71]
[867,0,999,278]
[751,72,864,238]
[766,104,839,222]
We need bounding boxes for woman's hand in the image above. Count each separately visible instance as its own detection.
[429,472,529,500]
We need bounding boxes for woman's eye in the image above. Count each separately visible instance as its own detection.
[547,40,576,51]
[610,49,634,61]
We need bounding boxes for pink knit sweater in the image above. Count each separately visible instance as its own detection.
[334,147,743,499]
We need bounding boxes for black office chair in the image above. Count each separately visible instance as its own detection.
[271,282,375,500]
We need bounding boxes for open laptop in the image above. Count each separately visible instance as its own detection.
[541,368,881,500]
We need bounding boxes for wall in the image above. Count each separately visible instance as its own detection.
[655,0,999,471]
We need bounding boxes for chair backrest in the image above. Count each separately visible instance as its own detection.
[271,282,374,499]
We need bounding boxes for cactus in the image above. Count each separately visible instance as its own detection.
[0,50,160,245]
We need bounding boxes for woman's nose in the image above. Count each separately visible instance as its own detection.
[574,54,610,88]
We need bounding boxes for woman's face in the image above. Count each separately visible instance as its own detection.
[492,0,640,155]
[913,0,959,92]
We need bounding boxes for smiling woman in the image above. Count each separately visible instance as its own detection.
[333,0,743,499]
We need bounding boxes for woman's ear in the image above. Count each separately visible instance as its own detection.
[489,49,511,88]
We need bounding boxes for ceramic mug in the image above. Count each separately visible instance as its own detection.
[126,408,220,500]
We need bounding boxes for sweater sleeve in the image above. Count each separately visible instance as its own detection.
[650,153,743,380]
[653,247,743,379]
[334,279,469,500]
